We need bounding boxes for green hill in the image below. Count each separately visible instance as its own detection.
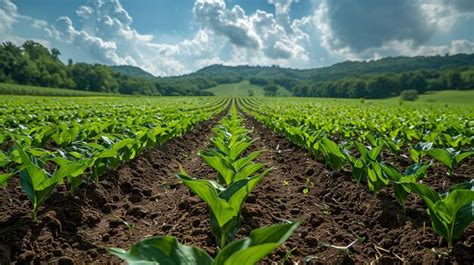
[110,65,155,79]
[191,54,474,82]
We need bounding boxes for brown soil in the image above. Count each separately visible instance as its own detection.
[1,110,473,265]
[0,114,223,265]
[241,116,474,264]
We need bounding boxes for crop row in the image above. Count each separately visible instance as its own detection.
[239,97,474,248]
[109,104,299,264]
[0,97,228,219]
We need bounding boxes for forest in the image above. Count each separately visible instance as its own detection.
[1,40,473,98]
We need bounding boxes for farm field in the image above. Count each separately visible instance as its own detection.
[413,90,474,105]
[0,82,116,97]
[0,96,473,264]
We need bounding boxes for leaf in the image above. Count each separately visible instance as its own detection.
[199,151,234,186]
[228,141,253,161]
[177,175,235,228]
[233,151,262,171]
[321,138,345,158]
[425,149,453,169]
[212,173,267,247]
[393,184,410,209]
[437,189,474,234]
[380,162,401,181]
[213,222,300,265]
[0,172,13,187]
[108,236,213,265]
[404,162,430,180]
[454,151,474,164]
[369,145,383,161]
[233,163,264,182]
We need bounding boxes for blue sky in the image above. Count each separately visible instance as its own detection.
[1,0,473,76]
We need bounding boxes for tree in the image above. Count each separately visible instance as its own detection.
[447,72,462,90]
[263,84,278,96]
[400,90,418,101]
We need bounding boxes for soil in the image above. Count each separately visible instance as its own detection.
[0,109,473,265]
[0,114,223,265]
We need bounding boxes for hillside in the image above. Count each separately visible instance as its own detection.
[190,53,474,81]
[110,65,155,79]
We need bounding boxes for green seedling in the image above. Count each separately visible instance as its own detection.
[404,181,474,248]
[177,168,269,248]
[109,221,300,265]
[380,162,430,209]
[424,148,474,175]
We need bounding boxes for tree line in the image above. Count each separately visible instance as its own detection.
[1,40,473,98]
[250,67,474,98]
[0,41,220,96]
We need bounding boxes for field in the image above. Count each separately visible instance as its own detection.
[381,90,474,105]
[205,80,292,96]
[0,82,115,97]
[415,90,474,105]
[0,95,473,264]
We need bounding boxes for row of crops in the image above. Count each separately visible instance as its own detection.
[0,96,228,219]
[1,95,473,263]
[109,105,300,264]
[239,97,474,248]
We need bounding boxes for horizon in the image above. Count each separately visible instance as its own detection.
[2,0,473,77]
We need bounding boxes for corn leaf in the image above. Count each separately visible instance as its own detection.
[108,236,213,265]
[213,222,300,265]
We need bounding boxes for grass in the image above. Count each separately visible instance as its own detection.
[0,82,115,97]
[206,81,292,97]
[415,90,474,105]
[382,90,474,105]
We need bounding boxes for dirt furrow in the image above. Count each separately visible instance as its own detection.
[0,113,225,264]
[241,115,473,264]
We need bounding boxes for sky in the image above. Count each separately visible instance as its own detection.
[1,0,473,76]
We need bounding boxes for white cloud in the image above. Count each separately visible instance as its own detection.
[313,0,474,61]
[392,39,474,56]
[193,0,311,64]
[0,0,17,36]
[43,0,313,75]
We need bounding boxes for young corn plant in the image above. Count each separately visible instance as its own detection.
[344,141,388,194]
[424,148,474,176]
[109,221,300,265]
[319,138,347,172]
[380,162,430,209]
[178,166,270,248]
[15,142,88,220]
[200,108,264,186]
[403,180,474,248]
[199,149,264,187]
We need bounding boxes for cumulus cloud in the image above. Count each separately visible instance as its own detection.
[0,0,17,36]
[193,0,261,49]
[449,0,474,13]
[313,0,474,60]
[315,0,434,54]
[46,0,314,75]
[193,0,310,62]
[53,16,122,64]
